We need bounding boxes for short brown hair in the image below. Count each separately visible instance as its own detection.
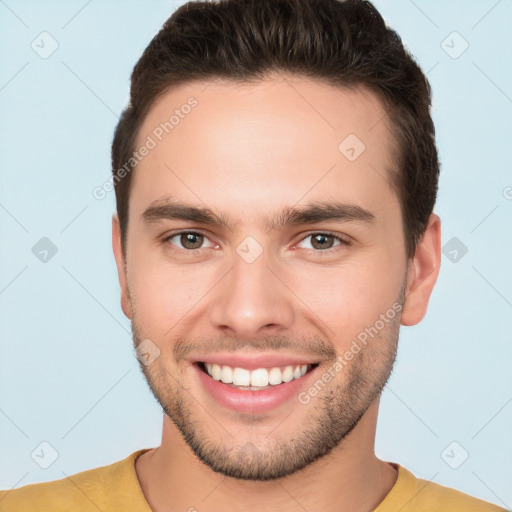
[111,0,439,259]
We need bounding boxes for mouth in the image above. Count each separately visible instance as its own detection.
[192,359,321,414]
[196,361,319,390]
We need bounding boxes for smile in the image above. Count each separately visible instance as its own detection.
[200,362,317,389]
[194,361,321,414]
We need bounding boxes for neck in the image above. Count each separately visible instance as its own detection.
[135,400,398,512]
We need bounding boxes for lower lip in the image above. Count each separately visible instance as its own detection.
[194,363,319,414]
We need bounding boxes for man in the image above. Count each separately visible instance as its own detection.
[1,0,506,511]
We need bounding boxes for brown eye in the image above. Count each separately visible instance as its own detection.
[296,232,348,252]
[180,232,203,249]
[166,231,214,251]
[311,234,335,250]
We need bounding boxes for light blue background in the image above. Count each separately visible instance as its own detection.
[1,0,511,508]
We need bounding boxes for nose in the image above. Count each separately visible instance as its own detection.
[208,248,295,338]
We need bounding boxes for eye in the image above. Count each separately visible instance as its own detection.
[296,232,349,252]
[162,230,349,254]
[164,231,217,251]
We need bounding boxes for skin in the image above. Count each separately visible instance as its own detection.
[112,73,441,512]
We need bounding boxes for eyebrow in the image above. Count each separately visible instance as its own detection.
[141,198,376,231]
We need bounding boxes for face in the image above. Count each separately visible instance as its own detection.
[113,74,434,481]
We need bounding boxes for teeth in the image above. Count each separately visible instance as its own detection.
[250,368,268,387]
[233,367,251,386]
[204,362,311,387]
[268,367,282,385]
[211,363,222,381]
[282,365,294,382]
[221,365,233,384]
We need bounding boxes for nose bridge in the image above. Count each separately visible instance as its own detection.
[208,244,294,336]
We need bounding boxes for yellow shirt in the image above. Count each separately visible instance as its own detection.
[0,449,507,511]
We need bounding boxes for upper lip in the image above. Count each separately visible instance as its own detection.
[192,352,320,370]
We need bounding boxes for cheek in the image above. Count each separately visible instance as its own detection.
[127,249,216,332]
[289,250,404,339]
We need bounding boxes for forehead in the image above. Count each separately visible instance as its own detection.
[130,74,399,227]
[136,74,394,151]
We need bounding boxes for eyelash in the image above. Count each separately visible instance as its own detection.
[162,230,350,254]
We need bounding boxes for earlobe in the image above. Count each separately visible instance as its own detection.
[112,213,133,320]
[401,213,442,326]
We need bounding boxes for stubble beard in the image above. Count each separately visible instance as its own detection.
[131,290,404,481]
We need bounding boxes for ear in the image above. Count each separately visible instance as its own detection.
[112,213,133,320]
[401,213,441,326]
